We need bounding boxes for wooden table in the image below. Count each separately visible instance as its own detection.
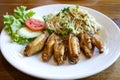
[0,0,120,80]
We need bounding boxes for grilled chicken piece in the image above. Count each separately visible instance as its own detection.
[79,33,94,58]
[23,32,49,56]
[42,33,56,62]
[91,35,104,53]
[84,33,92,49]
[68,34,80,64]
[54,38,65,65]
[81,45,94,58]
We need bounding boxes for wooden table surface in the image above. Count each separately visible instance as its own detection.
[0,0,120,80]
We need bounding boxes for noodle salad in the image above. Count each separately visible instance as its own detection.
[43,5,101,36]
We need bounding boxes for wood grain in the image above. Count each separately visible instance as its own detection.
[0,0,120,80]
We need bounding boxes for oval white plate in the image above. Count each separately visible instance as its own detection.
[0,4,120,79]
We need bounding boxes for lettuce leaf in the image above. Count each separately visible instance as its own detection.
[14,6,35,23]
[3,6,35,44]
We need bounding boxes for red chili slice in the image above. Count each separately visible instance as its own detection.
[25,18,45,31]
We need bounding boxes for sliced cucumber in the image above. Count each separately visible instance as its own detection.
[17,27,41,38]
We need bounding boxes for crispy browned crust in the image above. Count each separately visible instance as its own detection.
[54,38,65,65]
[68,34,80,64]
[84,33,92,49]
[79,33,94,58]
[91,35,104,53]
[23,32,49,56]
[41,33,56,62]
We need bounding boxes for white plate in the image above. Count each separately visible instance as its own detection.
[0,4,120,79]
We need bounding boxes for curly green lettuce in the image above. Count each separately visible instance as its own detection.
[3,6,35,44]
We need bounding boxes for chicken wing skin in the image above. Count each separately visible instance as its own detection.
[42,33,56,62]
[84,33,92,49]
[68,34,80,64]
[91,35,104,53]
[79,33,94,58]
[54,39,65,65]
[23,32,49,56]
[81,45,94,58]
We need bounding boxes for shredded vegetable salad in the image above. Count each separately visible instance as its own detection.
[43,5,101,36]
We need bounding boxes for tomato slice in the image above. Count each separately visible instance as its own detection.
[25,18,45,31]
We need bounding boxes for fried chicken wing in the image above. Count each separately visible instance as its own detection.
[68,34,80,64]
[41,33,56,62]
[91,35,104,53]
[84,33,92,49]
[81,45,94,58]
[79,33,94,58]
[23,32,49,56]
[54,39,65,65]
